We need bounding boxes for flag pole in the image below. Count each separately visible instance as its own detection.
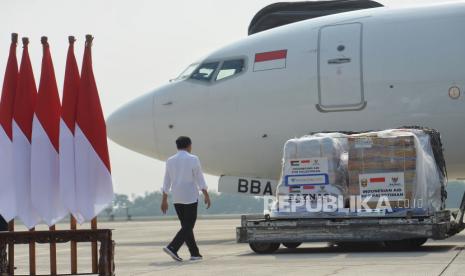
[39,35,58,276]
[5,33,18,276]
[29,227,36,276]
[84,34,99,273]
[21,36,36,276]
[91,218,98,273]
[85,34,99,274]
[7,35,17,276]
[49,225,57,275]
[70,215,77,274]
[8,220,14,275]
[64,35,79,274]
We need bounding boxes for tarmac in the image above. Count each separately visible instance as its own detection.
[10,217,465,276]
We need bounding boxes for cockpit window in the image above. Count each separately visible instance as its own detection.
[216,59,244,81]
[176,63,199,80]
[190,62,219,81]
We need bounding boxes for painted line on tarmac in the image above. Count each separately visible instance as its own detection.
[438,246,464,276]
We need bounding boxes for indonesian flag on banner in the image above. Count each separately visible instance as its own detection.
[59,36,82,222]
[75,35,114,222]
[0,33,18,221]
[13,37,40,229]
[31,37,67,226]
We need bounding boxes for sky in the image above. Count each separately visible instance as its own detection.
[0,0,456,197]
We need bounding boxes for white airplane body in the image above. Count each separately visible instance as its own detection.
[108,2,465,193]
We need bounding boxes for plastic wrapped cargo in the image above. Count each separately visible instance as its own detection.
[274,133,349,213]
[348,131,417,209]
[270,128,446,217]
[348,129,445,212]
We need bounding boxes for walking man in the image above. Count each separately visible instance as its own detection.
[161,136,211,261]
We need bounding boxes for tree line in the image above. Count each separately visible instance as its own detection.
[104,192,265,218]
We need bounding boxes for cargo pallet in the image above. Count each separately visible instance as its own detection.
[236,192,465,254]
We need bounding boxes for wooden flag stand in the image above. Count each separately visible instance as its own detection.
[0,217,114,276]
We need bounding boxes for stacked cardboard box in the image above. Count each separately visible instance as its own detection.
[348,134,416,209]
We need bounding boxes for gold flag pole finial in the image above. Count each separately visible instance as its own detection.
[22,37,29,47]
[68,36,76,45]
[41,36,48,46]
[11,33,18,43]
[85,34,93,47]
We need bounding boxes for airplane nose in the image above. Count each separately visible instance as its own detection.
[106,93,157,157]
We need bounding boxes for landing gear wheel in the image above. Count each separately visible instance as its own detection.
[249,242,280,254]
[408,238,428,247]
[282,242,302,249]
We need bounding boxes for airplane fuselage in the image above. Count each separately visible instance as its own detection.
[108,3,465,182]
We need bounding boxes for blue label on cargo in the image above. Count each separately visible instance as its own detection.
[285,173,329,186]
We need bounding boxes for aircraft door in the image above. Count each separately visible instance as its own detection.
[317,23,366,112]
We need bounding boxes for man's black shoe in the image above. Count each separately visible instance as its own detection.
[190,254,203,261]
[163,247,183,262]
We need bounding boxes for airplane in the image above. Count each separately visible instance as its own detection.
[107,1,465,196]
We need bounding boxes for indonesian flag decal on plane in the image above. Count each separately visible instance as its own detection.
[59,36,82,223]
[253,49,287,72]
[31,37,67,226]
[0,33,18,221]
[13,37,40,229]
[74,35,114,222]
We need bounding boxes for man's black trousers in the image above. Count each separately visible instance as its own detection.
[168,202,200,256]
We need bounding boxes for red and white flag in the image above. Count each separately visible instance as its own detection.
[59,37,82,222]
[253,49,287,72]
[13,37,40,229]
[0,33,18,221]
[74,35,114,222]
[31,37,67,226]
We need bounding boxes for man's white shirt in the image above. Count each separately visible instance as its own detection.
[162,150,208,204]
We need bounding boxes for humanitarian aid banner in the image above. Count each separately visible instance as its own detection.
[284,158,329,186]
[358,172,405,202]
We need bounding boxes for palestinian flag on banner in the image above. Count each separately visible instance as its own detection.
[290,160,300,166]
[289,186,301,193]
